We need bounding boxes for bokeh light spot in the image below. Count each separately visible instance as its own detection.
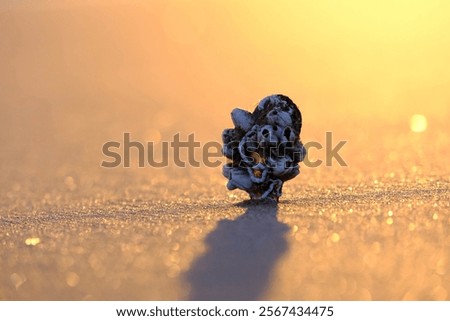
[66,272,80,287]
[410,114,428,133]
[330,232,341,243]
[25,238,41,246]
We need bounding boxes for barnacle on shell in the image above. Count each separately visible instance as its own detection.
[222,94,306,201]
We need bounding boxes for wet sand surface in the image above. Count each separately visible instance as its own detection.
[1,120,449,301]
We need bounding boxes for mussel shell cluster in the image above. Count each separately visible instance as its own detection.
[222,94,306,201]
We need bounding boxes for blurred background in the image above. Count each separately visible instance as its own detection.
[1,0,449,176]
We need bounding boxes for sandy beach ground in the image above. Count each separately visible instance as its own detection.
[1,118,449,300]
[1,1,449,300]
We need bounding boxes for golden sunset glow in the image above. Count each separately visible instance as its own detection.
[1,0,449,137]
[157,0,449,122]
[1,0,449,302]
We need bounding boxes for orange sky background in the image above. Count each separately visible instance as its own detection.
[1,0,449,170]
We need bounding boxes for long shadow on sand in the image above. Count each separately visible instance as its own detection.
[185,201,289,300]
